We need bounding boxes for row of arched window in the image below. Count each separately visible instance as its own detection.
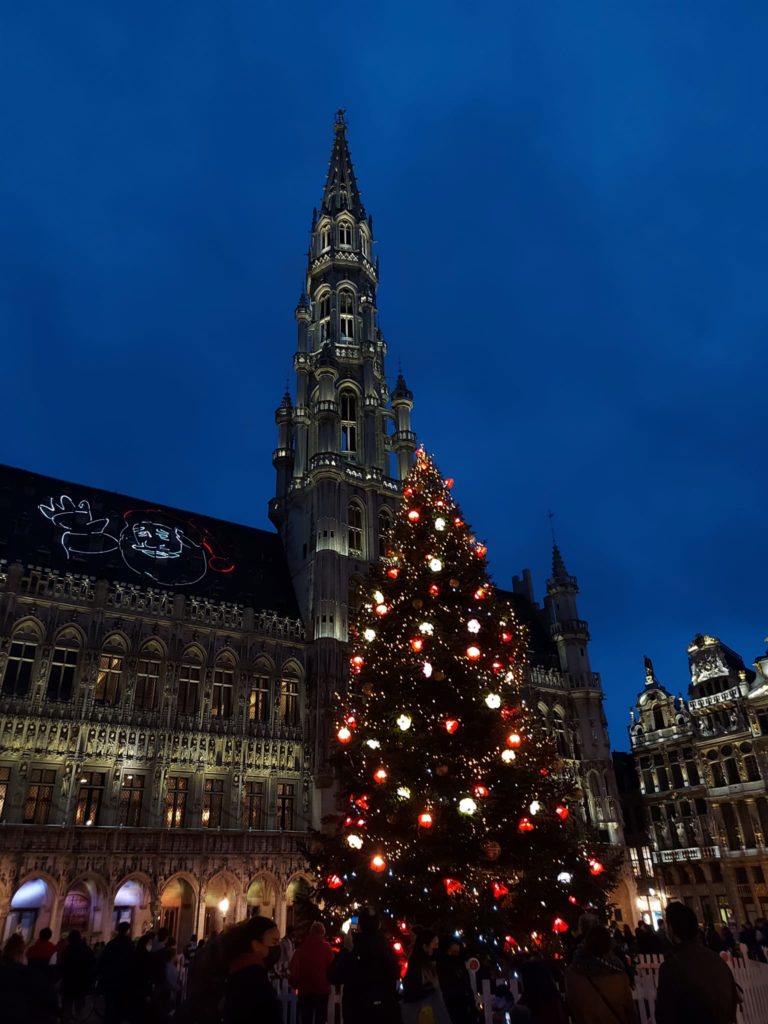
[0,624,303,725]
[347,503,391,560]
[316,287,358,343]
[316,218,370,259]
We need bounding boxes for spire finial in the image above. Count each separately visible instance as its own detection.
[547,509,557,546]
[335,109,347,133]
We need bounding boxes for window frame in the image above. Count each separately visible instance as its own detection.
[276,781,295,830]
[279,677,300,726]
[24,768,56,825]
[3,638,37,697]
[47,643,79,702]
[165,775,189,829]
[74,770,106,826]
[348,502,364,557]
[118,773,144,827]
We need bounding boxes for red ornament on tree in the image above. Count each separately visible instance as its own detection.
[501,631,512,643]
[475,544,488,558]
[418,811,433,828]
[518,817,535,834]
[507,732,523,748]
[552,917,569,934]
[555,804,570,821]
[411,638,424,652]
[466,646,481,660]
[474,588,487,600]
[444,719,459,734]
[407,510,420,522]
[387,567,400,579]
[588,858,605,876]
[492,881,509,899]
[443,878,463,896]
[326,874,343,890]
[337,726,352,744]
[370,854,387,872]
[429,584,440,596]
[444,478,455,490]
[373,768,388,784]
[474,784,490,798]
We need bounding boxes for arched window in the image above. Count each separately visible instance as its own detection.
[47,628,81,702]
[279,667,301,726]
[135,642,162,711]
[724,758,740,786]
[360,230,370,259]
[94,634,126,706]
[348,502,364,557]
[249,661,272,723]
[2,624,40,697]
[212,653,235,718]
[338,220,353,248]
[378,508,392,559]
[177,648,203,716]
[744,754,761,783]
[551,709,568,758]
[652,704,665,730]
[339,288,355,340]
[319,222,331,252]
[711,762,725,788]
[318,292,331,343]
[340,389,358,454]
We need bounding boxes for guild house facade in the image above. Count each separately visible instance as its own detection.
[0,112,632,943]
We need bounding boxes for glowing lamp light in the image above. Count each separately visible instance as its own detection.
[507,732,523,749]
[327,874,343,890]
[568,896,579,905]
[373,768,388,784]
[429,584,440,596]
[492,661,503,673]
[347,834,364,850]
[474,784,490,798]
[407,510,421,522]
[375,604,389,616]
[501,631,512,643]
[466,646,481,660]
[529,800,541,816]
[444,878,463,896]
[552,917,569,935]
[517,817,535,833]
[366,739,381,749]
[444,478,455,490]
[418,812,433,828]
[458,797,477,816]
[492,881,509,899]
[397,713,412,731]
[352,794,369,810]
[555,804,570,821]
[474,588,487,600]
[429,558,442,572]
[444,719,459,734]
[454,516,463,526]
[423,662,433,678]
[370,854,387,872]
[351,655,364,670]
[387,567,400,579]
[467,618,481,634]
[374,590,385,604]
[475,544,488,557]
[557,872,573,885]
[337,726,352,744]
[419,622,434,634]
[435,518,446,531]
[363,628,376,642]
[588,858,605,876]
[397,786,412,799]
[501,749,516,763]
[411,637,424,652]
[485,693,501,709]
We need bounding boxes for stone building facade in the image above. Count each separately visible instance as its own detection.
[629,634,768,924]
[0,112,633,943]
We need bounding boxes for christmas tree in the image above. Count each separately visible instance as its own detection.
[309,449,618,945]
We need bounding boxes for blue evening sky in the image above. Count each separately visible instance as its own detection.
[2,3,766,749]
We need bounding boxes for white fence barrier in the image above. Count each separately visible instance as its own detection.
[270,956,768,1024]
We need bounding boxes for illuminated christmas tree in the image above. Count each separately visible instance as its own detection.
[309,449,618,944]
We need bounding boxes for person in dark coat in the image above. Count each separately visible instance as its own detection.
[223,915,282,1024]
[329,910,402,1024]
[402,930,450,1024]
[99,922,135,1024]
[656,903,739,1024]
[565,926,635,1024]
[436,940,476,1024]
[0,933,58,1024]
[60,930,96,1021]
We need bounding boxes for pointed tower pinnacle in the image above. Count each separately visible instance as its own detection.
[321,110,365,219]
[551,543,570,582]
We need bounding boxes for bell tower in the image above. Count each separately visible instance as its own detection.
[269,111,416,796]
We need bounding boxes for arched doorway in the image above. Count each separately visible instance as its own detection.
[203,874,238,938]
[246,875,278,920]
[6,877,55,942]
[285,875,313,931]
[61,877,107,941]
[113,877,152,937]
[160,876,197,945]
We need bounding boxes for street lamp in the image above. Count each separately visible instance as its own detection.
[219,897,230,929]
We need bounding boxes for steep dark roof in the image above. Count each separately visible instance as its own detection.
[0,464,300,619]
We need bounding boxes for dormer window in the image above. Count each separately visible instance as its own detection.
[318,292,331,343]
[319,223,331,252]
[338,220,353,248]
[339,288,355,340]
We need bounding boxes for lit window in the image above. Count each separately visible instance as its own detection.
[211,664,234,718]
[339,288,355,340]
[338,220,353,247]
[318,292,331,342]
[135,655,161,710]
[2,639,37,697]
[75,771,105,826]
[630,848,641,877]
[279,678,300,725]
[24,769,56,824]
[118,774,144,827]
[177,663,201,716]
[277,782,295,829]
[202,778,225,828]
[94,653,123,706]
[340,390,358,453]
[249,677,270,722]
[348,503,363,557]
[319,223,331,251]
[47,645,79,702]
[165,776,188,829]
[641,845,653,874]
[361,231,370,259]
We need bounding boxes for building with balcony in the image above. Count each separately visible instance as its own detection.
[0,111,635,943]
[629,635,768,924]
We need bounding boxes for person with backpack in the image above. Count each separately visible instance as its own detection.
[655,903,739,1024]
[289,921,336,1024]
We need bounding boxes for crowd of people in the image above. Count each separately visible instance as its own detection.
[0,902,755,1024]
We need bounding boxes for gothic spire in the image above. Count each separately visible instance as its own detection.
[321,110,365,219]
[551,543,570,582]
